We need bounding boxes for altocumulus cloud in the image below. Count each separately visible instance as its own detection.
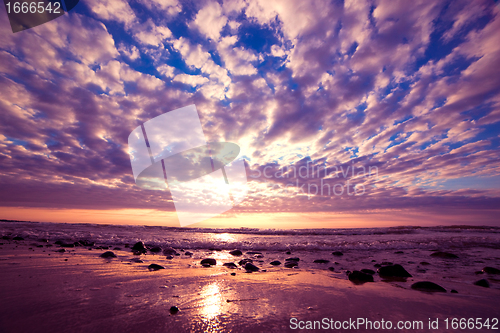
[0,0,499,222]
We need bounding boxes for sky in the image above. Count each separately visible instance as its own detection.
[0,0,500,228]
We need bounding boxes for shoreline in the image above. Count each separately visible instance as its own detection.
[0,237,498,332]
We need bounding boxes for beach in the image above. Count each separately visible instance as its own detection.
[0,221,499,332]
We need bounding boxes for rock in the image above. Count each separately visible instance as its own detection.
[474,279,490,288]
[131,258,143,263]
[184,251,193,256]
[328,267,335,271]
[270,261,281,266]
[373,264,381,268]
[332,251,343,256]
[238,259,253,266]
[13,236,24,241]
[2,236,10,240]
[395,251,404,254]
[113,247,121,251]
[229,250,243,256]
[286,251,291,255]
[483,267,500,274]
[163,247,178,255]
[57,249,65,253]
[380,262,393,266]
[285,257,300,262]
[165,255,174,260]
[60,243,75,248]
[230,272,236,276]
[132,241,147,253]
[246,251,262,255]
[420,261,431,266]
[223,262,237,269]
[411,281,446,292]
[200,258,217,266]
[148,264,165,271]
[334,262,340,265]
[244,262,259,272]
[348,271,374,284]
[360,269,375,275]
[150,246,162,253]
[284,261,298,268]
[79,240,95,247]
[313,259,330,264]
[169,306,179,314]
[430,251,458,259]
[100,251,117,258]
[378,264,412,278]
[450,289,458,293]
[475,271,484,275]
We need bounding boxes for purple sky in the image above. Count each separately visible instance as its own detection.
[1,0,500,227]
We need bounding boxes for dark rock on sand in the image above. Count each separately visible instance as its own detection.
[79,240,95,247]
[286,251,291,255]
[13,236,24,241]
[132,241,147,253]
[332,251,343,256]
[184,251,193,256]
[483,267,500,274]
[451,289,458,293]
[313,259,330,264]
[200,258,217,266]
[394,251,404,254]
[474,279,490,288]
[411,281,446,292]
[229,250,243,256]
[284,261,298,268]
[430,251,458,259]
[244,262,260,272]
[100,251,117,258]
[57,249,65,253]
[169,306,179,314]
[113,247,121,251]
[148,264,165,271]
[238,259,253,266]
[60,243,75,248]
[420,262,431,266]
[373,264,381,268]
[328,267,335,272]
[162,247,178,255]
[378,264,412,278]
[246,251,262,255]
[360,269,375,275]
[270,261,281,266]
[223,262,237,269]
[230,272,236,276]
[348,271,374,284]
[285,257,300,262]
[2,236,10,240]
[150,246,162,253]
[165,255,174,260]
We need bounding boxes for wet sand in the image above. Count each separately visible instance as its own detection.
[0,241,498,332]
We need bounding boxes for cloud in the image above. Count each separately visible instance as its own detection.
[0,0,499,221]
[192,1,228,41]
